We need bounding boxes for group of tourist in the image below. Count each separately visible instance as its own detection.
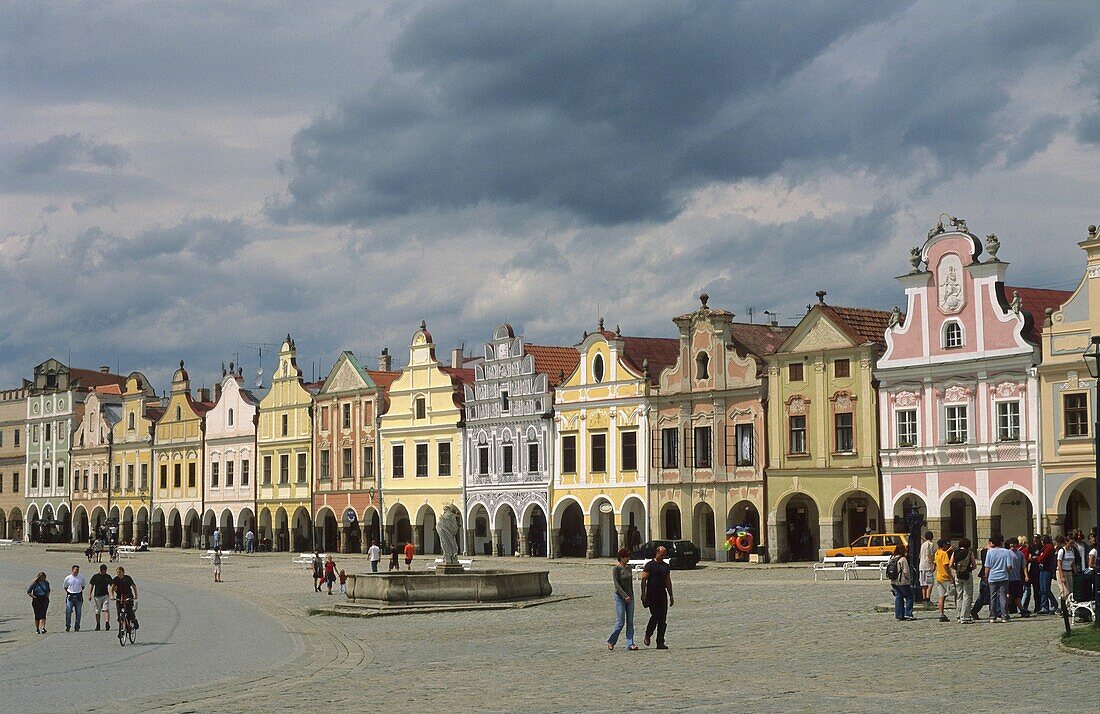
[26,563,139,639]
[308,541,421,594]
[606,545,675,651]
[889,528,1097,623]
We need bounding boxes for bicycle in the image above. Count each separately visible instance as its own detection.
[116,598,137,646]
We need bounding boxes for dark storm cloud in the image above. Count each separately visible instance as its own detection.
[8,133,129,175]
[269,1,1100,227]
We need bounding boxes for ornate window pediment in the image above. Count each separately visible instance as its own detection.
[785,395,809,416]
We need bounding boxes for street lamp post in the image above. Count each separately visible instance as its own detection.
[1081,335,1100,629]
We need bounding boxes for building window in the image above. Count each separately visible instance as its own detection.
[438,442,451,476]
[661,427,679,469]
[226,461,234,487]
[693,426,712,469]
[834,412,854,453]
[502,442,514,474]
[173,463,181,488]
[1064,393,1089,437]
[943,321,963,349]
[175,406,181,421]
[788,362,804,382]
[591,433,607,472]
[14,428,19,446]
[478,444,490,475]
[212,462,220,487]
[562,435,577,473]
[128,413,135,430]
[592,354,605,383]
[527,441,539,472]
[320,450,330,480]
[896,409,918,448]
[45,422,51,441]
[363,446,374,478]
[31,467,38,489]
[342,403,351,429]
[415,397,426,420]
[946,405,968,444]
[43,467,51,488]
[188,462,196,488]
[92,471,98,492]
[159,465,167,489]
[392,445,404,478]
[735,424,754,466]
[228,408,234,427]
[321,406,329,430]
[695,352,710,380]
[296,453,306,483]
[12,473,17,492]
[279,454,289,484]
[140,464,147,489]
[262,455,272,485]
[32,424,38,443]
[281,414,288,436]
[241,460,249,486]
[342,448,352,479]
[996,401,1021,441]
[834,359,850,378]
[789,416,807,454]
[501,391,510,413]
[621,430,638,471]
[416,443,429,477]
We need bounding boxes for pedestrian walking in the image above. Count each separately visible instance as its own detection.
[404,541,416,570]
[324,556,337,595]
[951,538,976,623]
[88,564,113,631]
[245,529,255,554]
[1037,534,1056,613]
[213,548,223,583]
[918,531,935,603]
[933,539,955,622]
[212,528,221,551]
[389,544,400,571]
[887,544,914,621]
[312,552,323,592]
[1006,538,1029,617]
[1026,534,1042,614]
[338,569,347,594]
[982,534,1013,623]
[93,537,104,563]
[641,545,674,649]
[234,529,243,553]
[27,571,50,634]
[63,564,86,632]
[1055,534,1076,606]
[368,540,381,573]
[607,548,638,650]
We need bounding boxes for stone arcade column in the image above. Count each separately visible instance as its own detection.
[1045,514,1065,538]
[412,525,424,553]
[517,527,529,557]
[924,517,945,540]
[548,528,560,558]
[978,516,994,543]
[818,519,838,561]
[586,526,598,559]
[767,516,784,563]
[492,528,503,557]
[464,529,476,556]
[360,525,370,554]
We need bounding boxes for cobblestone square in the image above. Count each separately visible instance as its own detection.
[1,546,1093,713]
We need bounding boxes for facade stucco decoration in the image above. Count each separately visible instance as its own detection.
[879,218,1072,544]
[464,323,576,558]
[70,391,122,543]
[204,366,260,549]
[110,373,159,544]
[0,387,29,540]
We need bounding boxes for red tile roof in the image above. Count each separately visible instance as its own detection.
[620,336,680,385]
[1003,285,1073,343]
[70,368,127,390]
[526,344,580,387]
[366,370,401,390]
[146,406,164,422]
[819,305,893,348]
[727,323,794,357]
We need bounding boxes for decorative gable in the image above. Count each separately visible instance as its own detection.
[790,315,851,352]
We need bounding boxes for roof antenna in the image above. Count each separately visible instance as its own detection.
[748,307,754,324]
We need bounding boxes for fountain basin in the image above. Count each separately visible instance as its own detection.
[345,570,552,603]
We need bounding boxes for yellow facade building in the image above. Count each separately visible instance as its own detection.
[765,295,891,561]
[152,361,212,548]
[551,322,677,558]
[1039,227,1100,534]
[257,335,316,552]
[110,373,160,544]
[378,322,472,554]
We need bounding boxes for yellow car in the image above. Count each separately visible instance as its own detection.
[826,533,908,557]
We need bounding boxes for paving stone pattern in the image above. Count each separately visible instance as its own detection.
[0,547,1092,712]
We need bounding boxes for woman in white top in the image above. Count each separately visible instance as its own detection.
[1055,534,1076,601]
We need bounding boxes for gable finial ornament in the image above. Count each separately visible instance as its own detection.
[699,292,709,309]
[1011,290,1022,315]
[419,319,427,331]
[949,215,968,233]
[615,324,621,336]
[597,317,605,332]
[816,290,827,304]
[1089,225,1098,241]
[221,361,227,378]
[928,218,945,240]
[642,358,649,379]
[908,246,922,273]
[985,233,1000,261]
[889,305,902,328]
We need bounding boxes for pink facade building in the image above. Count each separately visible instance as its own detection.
[878,218,1070,543]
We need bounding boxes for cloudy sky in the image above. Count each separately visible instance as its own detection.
[3,1,1100,391]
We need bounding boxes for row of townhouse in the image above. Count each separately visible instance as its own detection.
[0,217,1096,561]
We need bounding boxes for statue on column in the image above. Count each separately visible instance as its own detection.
[436,503,462,566]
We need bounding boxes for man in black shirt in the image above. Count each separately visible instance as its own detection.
[110,566,139,634]
[88,564,113,631]
[641,545,674,649]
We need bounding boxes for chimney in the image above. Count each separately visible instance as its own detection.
[99,365,110,374]
[197,387,211,403]
[451,348,463,369]
[378,348,392,372]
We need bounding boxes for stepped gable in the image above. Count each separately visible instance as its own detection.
[727,323,794,357]
[1003,285,1073,343]
[525,344,580,387]
[819,304,894,348]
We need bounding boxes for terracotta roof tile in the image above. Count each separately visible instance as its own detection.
[70,368,127,390]
[525,345,580,387]
[819,305,893,347]
[366,370,401,390]
[727,323,794,356]
[620,336,680,384]
[1003,285,1074,343]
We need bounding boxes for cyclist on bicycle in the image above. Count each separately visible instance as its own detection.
[110,566,139,639]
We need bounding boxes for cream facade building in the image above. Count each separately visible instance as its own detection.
[110,373,160,544]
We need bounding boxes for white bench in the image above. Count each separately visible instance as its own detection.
[1066,593,1096,622]
[426,558,474,571]
[200,550,230,562]
[813,556,856,581]
[0,539,14,550]
[116,545,138,559]
[848,555,892,580]
[292,553,327,567]
[628,559,650,573]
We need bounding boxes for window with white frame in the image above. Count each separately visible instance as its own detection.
[943,321,963,349]
[735,424,754,466]
[996,401,1020,441]
[896,409,918,448]
[946,405,968,444]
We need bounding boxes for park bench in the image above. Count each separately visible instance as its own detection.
[0,539,16,550]
[812,556,856,581]
[425,558,474,571]
[627,559,649,573]
[1066,592,1096,622]
[848,555,892,580]
[292,553,327,567]
[116,545,139,559]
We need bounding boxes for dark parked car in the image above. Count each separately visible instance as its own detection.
[632,539,700,569]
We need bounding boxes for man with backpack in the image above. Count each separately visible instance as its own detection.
[951,538,976,623]
[887,544,915,621]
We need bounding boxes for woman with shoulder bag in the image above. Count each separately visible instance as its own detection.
[952,538,976,623]
[888,544,914,621]
[27,571,50,634]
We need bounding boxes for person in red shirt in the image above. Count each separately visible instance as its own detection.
[1035,535,1056,614]
[403,541,416,570]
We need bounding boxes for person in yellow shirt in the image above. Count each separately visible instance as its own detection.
[933,539,955,622]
